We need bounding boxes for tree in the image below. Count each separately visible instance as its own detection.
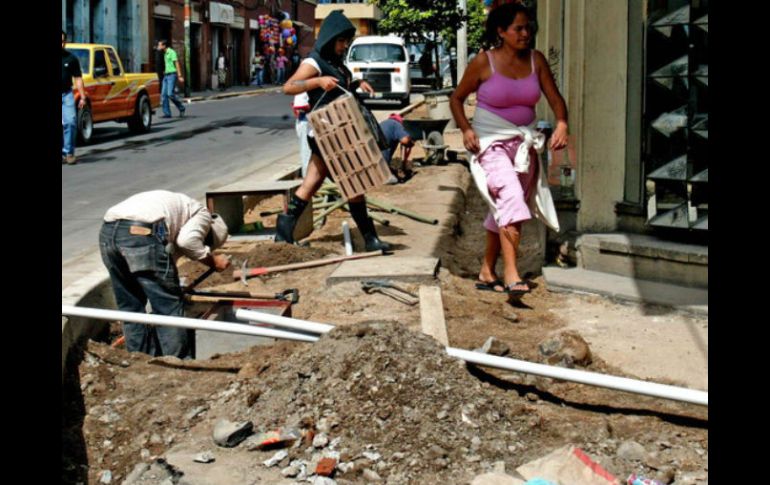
[441,0,487,57]
[374,0,467,88]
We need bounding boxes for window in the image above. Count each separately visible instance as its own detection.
[69,48,90,75]
[107,48,122,76]
[93,49,108,77]
[643,0,708,231]
[349,44,406,63]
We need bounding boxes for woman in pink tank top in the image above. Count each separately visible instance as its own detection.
[450,3,569,300]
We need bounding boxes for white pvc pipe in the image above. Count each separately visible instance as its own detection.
[62,305,319,343]
[236,308,335,334]
[446,347,708,407]
[342,220,353,256]
[235,311,707,407]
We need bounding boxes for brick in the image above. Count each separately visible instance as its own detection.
[315,457,337,477]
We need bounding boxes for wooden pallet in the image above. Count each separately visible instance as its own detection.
[307,94,391,199]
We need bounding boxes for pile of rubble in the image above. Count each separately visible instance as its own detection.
[178,322,549,484]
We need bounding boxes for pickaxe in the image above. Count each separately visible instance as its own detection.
[233,249,390,283]
[186,288,299,304]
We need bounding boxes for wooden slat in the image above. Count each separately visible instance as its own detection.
[419,286,449,346]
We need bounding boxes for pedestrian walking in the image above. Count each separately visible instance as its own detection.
[280,10,390,251]
[158,39,186,118]
[216,52,228,91]
[450,3,566,300]
[62,30,88,165]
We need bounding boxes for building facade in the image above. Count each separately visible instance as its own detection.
[63,0,318,91]
[531,0,708,237]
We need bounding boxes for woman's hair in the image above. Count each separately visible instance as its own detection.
[320,34,353,63]
[482,3,536,50]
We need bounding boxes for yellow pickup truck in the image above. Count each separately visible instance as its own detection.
[67,43,161,144]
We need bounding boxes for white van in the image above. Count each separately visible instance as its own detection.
[346,35,411,107]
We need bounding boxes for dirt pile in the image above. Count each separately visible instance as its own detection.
[217,321,548,484]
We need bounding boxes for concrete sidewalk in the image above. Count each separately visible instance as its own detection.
[186,84,282,103]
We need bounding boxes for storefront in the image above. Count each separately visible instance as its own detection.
[530,0,708,236]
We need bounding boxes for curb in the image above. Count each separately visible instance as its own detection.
[184,87,283,103]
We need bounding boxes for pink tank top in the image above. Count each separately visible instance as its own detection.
[476,50,541,126]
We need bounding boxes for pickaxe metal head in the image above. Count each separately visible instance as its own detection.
[240,259,248,286]
[278,288,300,304]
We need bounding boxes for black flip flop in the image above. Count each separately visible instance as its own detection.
[475,279,506,293]
[506,281,531,298]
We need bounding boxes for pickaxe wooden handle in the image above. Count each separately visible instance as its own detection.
[233,249,388,282]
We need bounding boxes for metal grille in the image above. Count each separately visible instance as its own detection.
[361,72,391,92]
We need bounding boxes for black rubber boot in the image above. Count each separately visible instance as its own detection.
[274,194,308,244]
[349,200,391,252]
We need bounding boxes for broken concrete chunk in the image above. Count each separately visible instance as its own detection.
[362,468,383,482]
[263,449,289,467]
[538,331,592,367]
[481,337,511,356]
[212,419,254,448]
[122,463,150,484]
[313,433,330,448]
[281,465,300,477]
[193,452,215,463]
[362,451,381,462]
[312,477,337,485]
[98,470,112,484]
[427,445,447,460]
[617,440,647,461]
[184,406,208,422]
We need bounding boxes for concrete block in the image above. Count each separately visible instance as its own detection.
[327,256,440,285]
[542,266,708,316]
[577,233,708,288]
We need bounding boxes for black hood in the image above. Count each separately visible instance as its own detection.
[313,10,356,59]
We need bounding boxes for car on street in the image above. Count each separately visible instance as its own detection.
[67,43,161,144]
[346,36,411,108]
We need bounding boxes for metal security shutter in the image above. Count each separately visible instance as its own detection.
[644,1,708,231]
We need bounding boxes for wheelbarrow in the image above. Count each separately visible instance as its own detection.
[402,118,451,165]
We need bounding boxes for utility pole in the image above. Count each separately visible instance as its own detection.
[184,0,192,97]
[457,0,467,83]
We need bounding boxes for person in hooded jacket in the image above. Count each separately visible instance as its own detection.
[280,10,391,252]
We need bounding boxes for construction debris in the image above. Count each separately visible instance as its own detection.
[211,419,253,448]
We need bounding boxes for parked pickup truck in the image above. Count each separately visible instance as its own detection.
[66,43,161,144]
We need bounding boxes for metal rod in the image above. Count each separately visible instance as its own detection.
[366,198,439,225]
[313,198,347,224]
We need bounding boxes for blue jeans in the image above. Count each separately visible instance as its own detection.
[161,73,186,117]
[277,67,286,84]
[99,220,193,358]
[252,68,264,86]
[62,92,77,156]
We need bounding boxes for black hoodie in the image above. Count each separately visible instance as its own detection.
[307,10,356,110]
